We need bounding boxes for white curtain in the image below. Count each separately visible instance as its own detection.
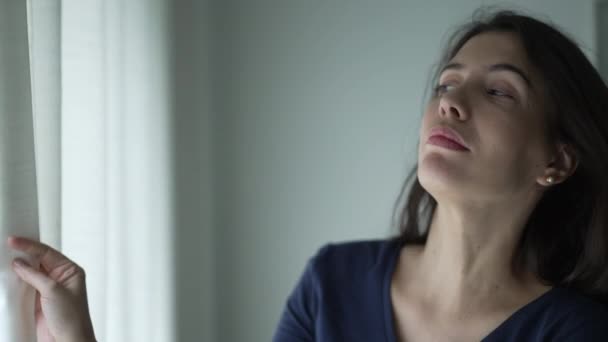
[61,1,174,342]
[0,0,174,341]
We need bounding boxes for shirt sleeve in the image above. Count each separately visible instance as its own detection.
[272,245,328,342]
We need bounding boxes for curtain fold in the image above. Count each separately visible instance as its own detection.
[0,2,40,342]
[28,0,61,251]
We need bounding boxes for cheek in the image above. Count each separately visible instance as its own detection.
[481,123,523,164]
[419,104,435,141]
[480,119,546,176]
[418,110,434,160]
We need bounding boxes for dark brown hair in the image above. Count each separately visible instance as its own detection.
[391,8,608,304]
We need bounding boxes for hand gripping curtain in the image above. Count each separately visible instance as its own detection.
[0,1,61,341]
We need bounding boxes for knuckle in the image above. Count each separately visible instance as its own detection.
[66,264,85,279]
[76,265,86,279]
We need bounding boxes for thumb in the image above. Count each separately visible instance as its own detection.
[12,259,56,295]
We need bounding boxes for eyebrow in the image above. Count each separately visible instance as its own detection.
[440,62,533,88]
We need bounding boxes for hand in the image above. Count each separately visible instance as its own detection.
[7,236,96,342]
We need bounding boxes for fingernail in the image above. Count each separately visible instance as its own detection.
[13,259,30,269]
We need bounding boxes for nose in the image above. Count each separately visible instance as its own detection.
[438,88,469,121]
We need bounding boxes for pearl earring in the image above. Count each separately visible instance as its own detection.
[546,176,554,184]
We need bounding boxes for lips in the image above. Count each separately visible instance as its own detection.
[428,126,469,151]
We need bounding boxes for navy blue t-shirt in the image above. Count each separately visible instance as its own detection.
[273,238,608,341]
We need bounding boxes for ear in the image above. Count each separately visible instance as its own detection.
[537,143,579,186]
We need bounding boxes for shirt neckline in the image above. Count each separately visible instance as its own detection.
[381,239,558,342]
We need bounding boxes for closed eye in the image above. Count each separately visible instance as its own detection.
[435,84,516,100]
[487,88,513,99]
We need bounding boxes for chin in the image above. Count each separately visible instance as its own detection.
[418,157,468,197]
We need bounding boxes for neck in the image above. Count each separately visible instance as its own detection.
[415,199,542,314]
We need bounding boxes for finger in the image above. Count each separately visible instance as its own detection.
[12,258,56,295]
[7,236,74,272]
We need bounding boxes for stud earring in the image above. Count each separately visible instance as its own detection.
[546,176,554,184]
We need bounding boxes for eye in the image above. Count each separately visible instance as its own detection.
[434,83,455,95]
[487,88,514,99]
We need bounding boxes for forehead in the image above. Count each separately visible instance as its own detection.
[450,31,531,72]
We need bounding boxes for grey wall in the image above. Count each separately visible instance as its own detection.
[170,0,215,341]
[171,1,597,341]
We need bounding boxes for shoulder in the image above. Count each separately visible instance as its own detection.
[311,237,402,275]
[548,287,608,318]
[542,287,608,339]
[303,237,403,297]
[273,238,402,341]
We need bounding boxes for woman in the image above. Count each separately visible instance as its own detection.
[273,9,608,342]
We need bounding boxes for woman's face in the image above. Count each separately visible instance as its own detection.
[418,31,554,204]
